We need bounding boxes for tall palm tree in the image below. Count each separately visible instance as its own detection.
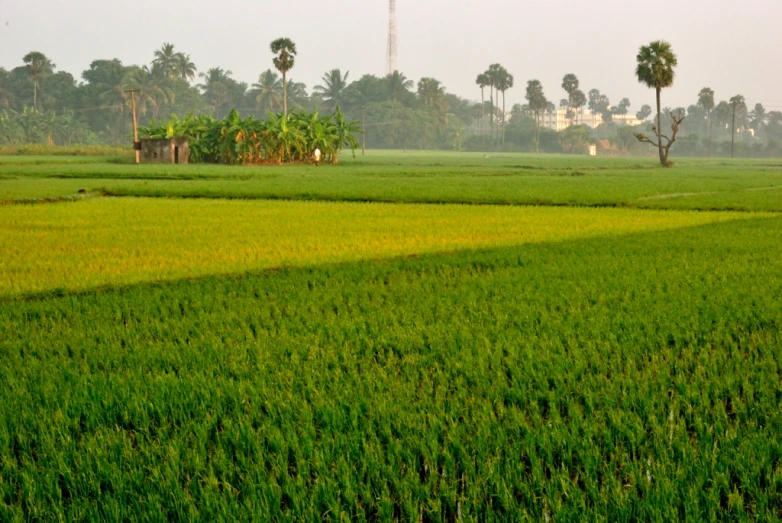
[697,87,715,140]
[314,69,350,113]
[486,64,503,148]
[270,38,297,116]
[251,70,283,114]
[176,53,197,83]
[635,40,678,166]
[152,43,180,79]
[496,69,513,144]
[383,71,413,103]
[23,51,55,111]
[475,73,489,135]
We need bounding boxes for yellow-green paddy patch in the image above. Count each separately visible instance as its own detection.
[0,197,768,296]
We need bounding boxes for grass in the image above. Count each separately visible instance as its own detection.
[2,197,764,297]
[1,149,780,519]
[1,217,780,520]
[1,151,781,211]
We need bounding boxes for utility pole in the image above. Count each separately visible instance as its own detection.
[125,89,140,164]
[362,105,366,156]
[731,99,736,159]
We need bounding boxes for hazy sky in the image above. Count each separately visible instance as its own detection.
[1,0,781,112]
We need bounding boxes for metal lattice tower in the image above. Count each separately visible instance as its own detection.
[387,0,398,75]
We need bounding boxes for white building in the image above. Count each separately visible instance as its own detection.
[539,109,646,132]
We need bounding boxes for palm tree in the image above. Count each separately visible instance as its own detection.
[383,71,413,103]
[198,68,233,118]
[485,64,503,148]
[697,87,715,140]
[750,103,766,136]
[270,38,297,116]
[152,43,180,79]
[496,69,513,144]
[314,69,350,113]
[284,79,309,110]
[475,73,489,135]
[251,70,283,114]
[635,40,678,166]
[417,77,444,107]
[23,51,55,111]
[176,53,197,83]
[125,66,174,120]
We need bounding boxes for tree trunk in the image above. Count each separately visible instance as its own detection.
[489,85,494,151]
[282,72,288,116]
[656,88,665,166]
[502,90,506,145]
[480,88,484,136]
[33,80,38,111]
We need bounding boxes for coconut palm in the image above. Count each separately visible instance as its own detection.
[152,43,180,79]
[251,70,283,114]
[750,103,766,135]
[417,77,445,108]
[285,79,309,110]
[635,40,678,166]
[383,71,413,103]
[314,69,350,113]
[198,67,233,118]
[270,38,297,116]
[125,65,174,120]
[23,51,55,111]
[176,53,197,83]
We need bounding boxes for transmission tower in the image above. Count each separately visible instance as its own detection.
[387,0,398,75]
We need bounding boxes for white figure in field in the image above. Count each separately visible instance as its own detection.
[313,148,321,166]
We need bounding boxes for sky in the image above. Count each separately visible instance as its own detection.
[1,0,781,112]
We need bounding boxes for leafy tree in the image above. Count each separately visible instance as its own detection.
[697,87,715,139]
[314,69,350,113]
[23,51,55,110]
[251,70,282,114]
[270,38,297,116]
[525,79,548,152]
[636,104,652,121]
[588,89,611,124]
[634,40,679,166]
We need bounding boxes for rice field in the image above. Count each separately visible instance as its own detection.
[2,197,765,296]
[0,151,780,520]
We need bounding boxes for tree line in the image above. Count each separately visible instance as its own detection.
[1,42,781,157]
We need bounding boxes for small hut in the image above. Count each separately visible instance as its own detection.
[140,138,190,164]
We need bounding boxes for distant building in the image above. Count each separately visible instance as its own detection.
[540,109,646,132]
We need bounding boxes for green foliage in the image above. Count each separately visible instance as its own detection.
[0,216,780,519]
[138,108,361,165]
